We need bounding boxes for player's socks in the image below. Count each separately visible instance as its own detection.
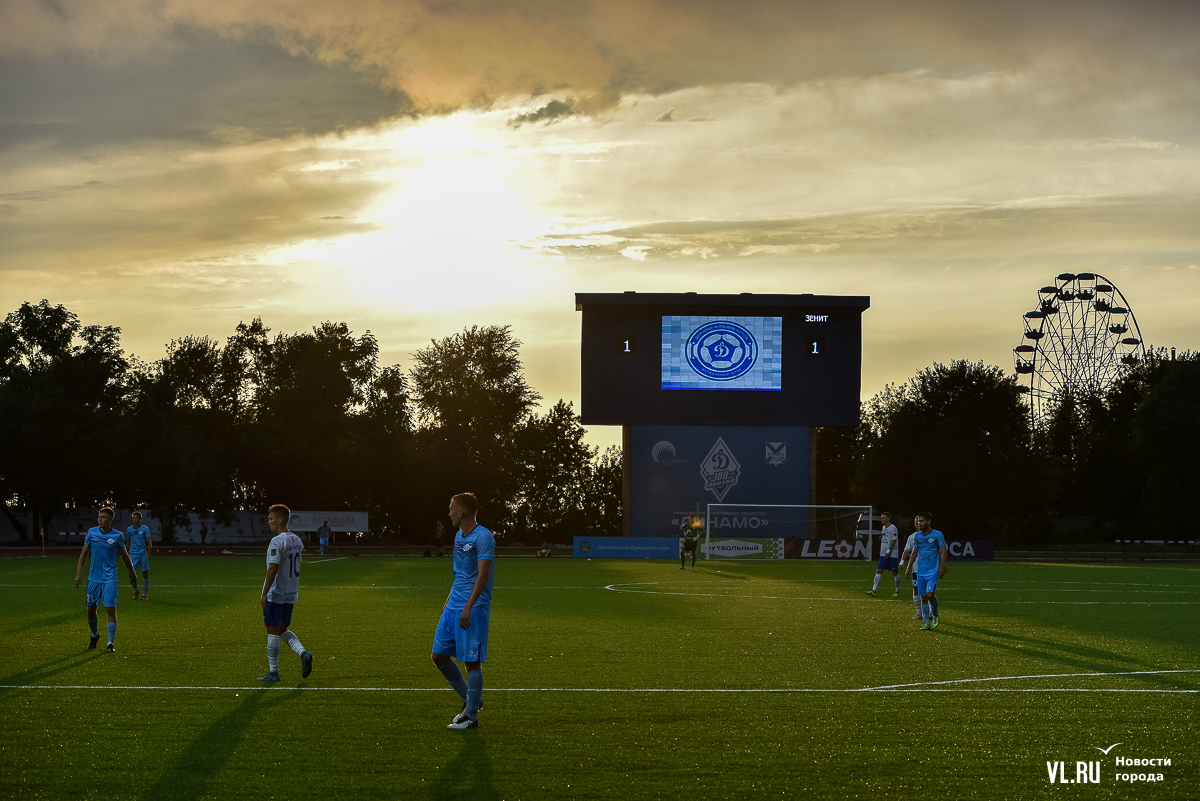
[894,575,901,592]
[871,574,882,592]
[438,662,469,701]
[143,578,149,596]
[282,630,306,656]
[88,618,99,637]
[267,634,280,673]
[912,596,922,614]
[466,670,483,718]
[106,622,116,645]
[930,597,939,617]
[921,603,931,623]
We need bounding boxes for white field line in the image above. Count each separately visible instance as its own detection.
[4,669,1197,696]
[601,584,1200,603]
[604,582,1200,599]
[861,668,1200,691]
[0,584,599,590]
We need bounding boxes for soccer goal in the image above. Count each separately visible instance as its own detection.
[703,504,875,560]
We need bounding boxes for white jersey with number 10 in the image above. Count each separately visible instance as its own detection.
[265,532,304,604]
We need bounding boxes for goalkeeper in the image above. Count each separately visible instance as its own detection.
[679,515,703,570]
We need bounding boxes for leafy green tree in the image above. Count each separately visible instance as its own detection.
[513,400,599,542]
[1131,354,1200,531]
[408,325,541,534]
[122,334,238,541]
[854,360,1044,542]
[0,300,127,540]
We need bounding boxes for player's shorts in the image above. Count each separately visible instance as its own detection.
[432,604,490,663]
[876,555,899,572]
[131,552,149,571]
[911,573,919,591]
[681,540,698,553]
[263,601,294,627]
[916,573,940,596]
[86,579,119,608]
[320,537,329,546]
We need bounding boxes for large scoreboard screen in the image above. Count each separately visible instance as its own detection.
[578,292,869,426]
[661,315,782,391]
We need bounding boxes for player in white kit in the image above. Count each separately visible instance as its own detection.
[866,512,901,597]
[258,504,313,682]
[899,528,923,619]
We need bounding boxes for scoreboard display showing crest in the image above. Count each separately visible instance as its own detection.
[577,292,870,426]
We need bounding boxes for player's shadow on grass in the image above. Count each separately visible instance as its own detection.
[6,610,79,633]
[138,688,302,801]
[427,732,498,801]
[937,625,1150,674]
[0,652,98,696]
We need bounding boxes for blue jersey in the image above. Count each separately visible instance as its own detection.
[86,527,126,583]
[913,529,946,577]
[447,525,496,611]
[126,524,151,555]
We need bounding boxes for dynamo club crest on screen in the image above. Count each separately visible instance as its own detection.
[661,316,782,391]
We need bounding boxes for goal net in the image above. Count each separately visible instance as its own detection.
[703,504,875,560]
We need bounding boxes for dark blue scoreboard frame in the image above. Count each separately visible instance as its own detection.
[577,292,870,427]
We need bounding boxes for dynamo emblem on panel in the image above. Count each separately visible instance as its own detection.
[651,441,676,463]
[685,320,759,381]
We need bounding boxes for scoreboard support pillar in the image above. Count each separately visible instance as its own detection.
[626,425,811,538]
[622,424,633,537]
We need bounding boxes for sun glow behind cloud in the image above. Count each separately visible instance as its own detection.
[273,112,564,314]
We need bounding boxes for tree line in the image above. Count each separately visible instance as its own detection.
[0,300,621,544]
[814,352,1200,544]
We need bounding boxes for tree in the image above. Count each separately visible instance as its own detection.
[0,300,127,540]
[512,400,598,542]
[408,325,541,534]
[122,335,238,541]
[854,361,1044,542]
[1131,354,1200,531]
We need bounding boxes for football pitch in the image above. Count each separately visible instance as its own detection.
[1,555,1197,800]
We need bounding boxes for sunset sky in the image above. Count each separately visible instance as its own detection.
[3,0,1198,448]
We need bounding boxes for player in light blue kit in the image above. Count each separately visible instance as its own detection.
[125,510,153,601]
[906,511,947,630]
[432,492,495,730]
[74,507,139,652]
[258,503,313,683]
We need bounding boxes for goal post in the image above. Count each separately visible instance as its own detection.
[703,504,875,560]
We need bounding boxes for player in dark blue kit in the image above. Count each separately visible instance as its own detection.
[75,507,139,652]
[431,493,495,730]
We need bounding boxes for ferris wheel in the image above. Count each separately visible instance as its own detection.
[1013,272,1145,422]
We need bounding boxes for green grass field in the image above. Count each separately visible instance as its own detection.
[2,554,1197,800]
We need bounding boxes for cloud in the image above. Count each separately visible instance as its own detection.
[3,0,1197,117]
[0,27,408,153]
[0,181,108,202]
[509,99,578,128]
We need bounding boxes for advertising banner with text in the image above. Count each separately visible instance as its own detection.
[574,537,679,559]
[288,511,370,532]
[701,537,785,559]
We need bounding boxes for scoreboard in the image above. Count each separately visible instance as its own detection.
[577,292,870,427]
